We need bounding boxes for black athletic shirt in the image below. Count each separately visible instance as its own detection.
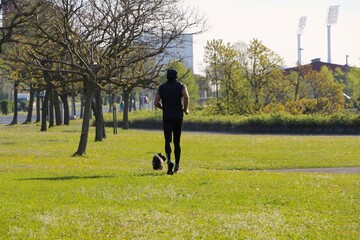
[158,80,184,120]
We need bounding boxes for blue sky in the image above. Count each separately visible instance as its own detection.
[186,0,360,74]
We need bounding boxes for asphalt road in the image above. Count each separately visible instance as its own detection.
[0,114,30,125]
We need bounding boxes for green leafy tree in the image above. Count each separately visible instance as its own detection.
[287,64,312,101]
[304,67,344,113]
[204,39,251,114]
[204,39,222,101]
[240,38,284,110]
[345,68,360,108]
[263,68,290,106]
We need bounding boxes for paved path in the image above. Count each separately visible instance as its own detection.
[266,167,360,174]
[0,114,30,124]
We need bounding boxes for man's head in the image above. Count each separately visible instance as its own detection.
[167,69,178,81]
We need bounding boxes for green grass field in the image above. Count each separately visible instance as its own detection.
[0,122,359,239]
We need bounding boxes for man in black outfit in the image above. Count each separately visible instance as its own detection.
[154,69,189,175]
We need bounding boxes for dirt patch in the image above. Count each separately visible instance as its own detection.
[266,167,360,174]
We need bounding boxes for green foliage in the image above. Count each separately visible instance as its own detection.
[241,38,284,109]
[204,39,252,114]
[103,110,360,134]
[0,124,359,239]
[261,102,286,114]
[0,100,14,115]
[283,98,340,115]
[286,65,312,101]
[347,67,360,105]
[202,38,359,115]
[304,67,344,110]
[329,111,360,126]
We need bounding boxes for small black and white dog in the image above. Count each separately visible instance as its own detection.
[152,153,166,170]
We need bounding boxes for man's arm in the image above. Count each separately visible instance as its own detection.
[154,91,163,109]
[182,85,190,115]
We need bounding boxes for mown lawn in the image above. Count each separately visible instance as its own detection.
[0,122,359,239]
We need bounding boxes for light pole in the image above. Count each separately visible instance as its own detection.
[213,53,219,101]
[327,5,340,63]
[297,16,307,66]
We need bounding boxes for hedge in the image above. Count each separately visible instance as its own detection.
[102,111,360,135]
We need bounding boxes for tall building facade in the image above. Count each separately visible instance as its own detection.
[160,34,194,72]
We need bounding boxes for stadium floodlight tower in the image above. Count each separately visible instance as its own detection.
[297,16,307,65]
[327,5,340,63]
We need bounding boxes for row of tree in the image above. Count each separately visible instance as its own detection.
[202,39,360,115]
[0,0,205,155]
[1,1,358,156]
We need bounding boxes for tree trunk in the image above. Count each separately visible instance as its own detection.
[41,69,54,131]
[294,84,299,101]
[49,87,54,128]
[54,91,62,126]
[80,94,84,119]
[73,85,93,156]
[10,81,19,125]
[138,93,142,110]
[71,94,76,120]
[23,89,34,124]
[36,90,41,123]
[93,87,107,141]
[128,92,133,113]
[108,93,113,113]
[41,86,50,132]
[122,91,130,129]
[102,106,106,139]
[60,94,70,125]
[92,90,102,142]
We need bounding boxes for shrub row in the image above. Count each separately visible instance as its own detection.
[103,111,360,135]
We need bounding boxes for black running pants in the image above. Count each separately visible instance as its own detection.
[163,118,183,165]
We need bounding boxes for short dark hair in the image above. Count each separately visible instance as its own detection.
[167,69,178,80]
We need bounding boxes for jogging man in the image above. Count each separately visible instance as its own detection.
[154,69,189,175]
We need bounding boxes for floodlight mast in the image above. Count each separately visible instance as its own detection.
[327,5,340,63]
[297,16,307,65]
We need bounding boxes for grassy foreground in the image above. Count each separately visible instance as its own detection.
[0,122,359,239]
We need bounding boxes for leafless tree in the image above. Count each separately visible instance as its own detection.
[20,0,205,156]
[0,0,48,52]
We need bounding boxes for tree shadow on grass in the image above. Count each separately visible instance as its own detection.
[0,141,17,145]
[17,175,116,181]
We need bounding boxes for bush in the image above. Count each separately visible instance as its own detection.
[284,99,343,115]
[0,100,14,115]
